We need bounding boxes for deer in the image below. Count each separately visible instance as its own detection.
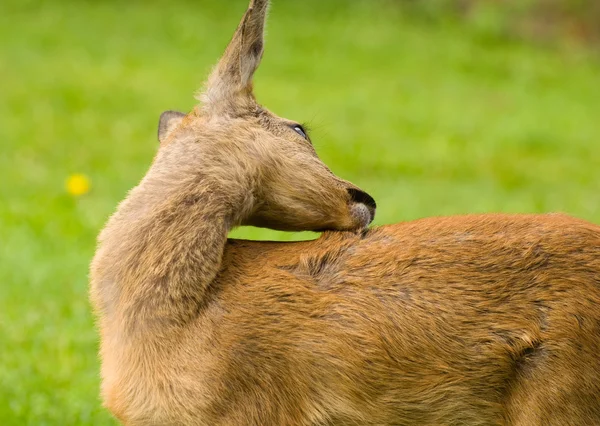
[90,0,600,425]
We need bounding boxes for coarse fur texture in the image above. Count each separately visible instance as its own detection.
[90,0,600,424]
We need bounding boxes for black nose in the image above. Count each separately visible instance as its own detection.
[347,188,376,210]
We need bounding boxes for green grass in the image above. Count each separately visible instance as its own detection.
[1,0,599,424]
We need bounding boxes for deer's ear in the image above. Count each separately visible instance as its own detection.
[158,110,185,143]
[199,0,269,109]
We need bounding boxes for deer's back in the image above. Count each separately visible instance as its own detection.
[113,214,600,425]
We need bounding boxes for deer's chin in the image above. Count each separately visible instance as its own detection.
[350,202,375,230]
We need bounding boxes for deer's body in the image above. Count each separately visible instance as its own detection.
[95,210,600,425]
[90,0,600,424]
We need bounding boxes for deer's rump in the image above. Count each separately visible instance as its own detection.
[198,213,600,424]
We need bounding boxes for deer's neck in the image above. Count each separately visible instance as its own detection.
[91,162,253,333]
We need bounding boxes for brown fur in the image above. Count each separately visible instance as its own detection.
[90,1,600,424]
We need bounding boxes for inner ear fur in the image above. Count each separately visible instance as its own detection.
[158,110,186,143]
[198,0,269,109]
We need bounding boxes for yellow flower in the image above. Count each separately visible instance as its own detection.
[66,173,91,196]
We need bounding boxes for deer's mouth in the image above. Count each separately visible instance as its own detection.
[347,188,376,228]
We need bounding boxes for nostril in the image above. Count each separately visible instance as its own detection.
[347,188,377,210]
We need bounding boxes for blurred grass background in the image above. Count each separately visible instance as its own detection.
[1,0,599,424]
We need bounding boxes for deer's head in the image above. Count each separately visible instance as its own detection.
[155,0,375,232]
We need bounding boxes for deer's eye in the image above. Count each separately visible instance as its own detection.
[292,124,308,139]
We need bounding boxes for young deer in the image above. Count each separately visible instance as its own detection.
[90,1,600,424]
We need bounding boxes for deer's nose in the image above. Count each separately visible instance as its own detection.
[347,187,376,225]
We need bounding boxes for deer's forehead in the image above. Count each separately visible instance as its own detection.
[228,107,288,135]
[192,107,295,144]
[256,110,285,131]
